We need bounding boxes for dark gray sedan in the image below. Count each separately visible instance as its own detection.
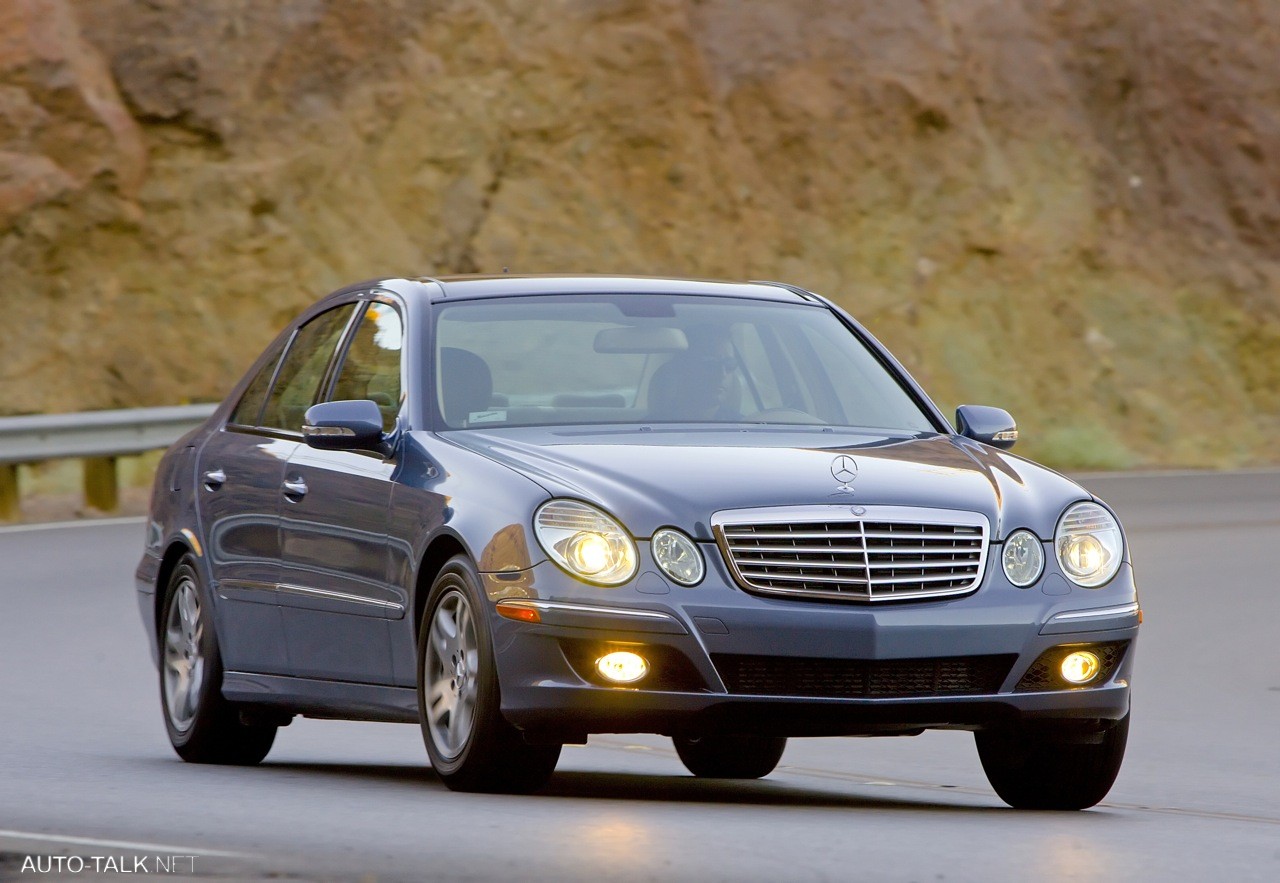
[137,275,1139,807]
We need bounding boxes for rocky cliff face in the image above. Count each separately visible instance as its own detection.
[2,0,1277,467]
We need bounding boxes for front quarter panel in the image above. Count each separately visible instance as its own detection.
[386,430,552,685]
[391,431,553,584]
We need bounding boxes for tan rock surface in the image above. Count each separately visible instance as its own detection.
[1,0,1277,467]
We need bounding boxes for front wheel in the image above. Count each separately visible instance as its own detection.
[673,734,787,779]
[417,556,560,793]
[160,558,276,765]
[975,714,1129,810]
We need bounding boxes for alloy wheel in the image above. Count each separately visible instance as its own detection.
[424,589,480,760]
[163,577,205,734]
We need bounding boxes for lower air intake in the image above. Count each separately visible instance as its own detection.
[713,653,1017,699]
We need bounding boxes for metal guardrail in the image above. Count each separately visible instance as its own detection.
[0,404,217,519]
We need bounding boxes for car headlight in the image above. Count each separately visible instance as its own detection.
[1002,529,1044,587]
[534,500,638,586]
[652,527,704,586]
[1054,502,1123,588]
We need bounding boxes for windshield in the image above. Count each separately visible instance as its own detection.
[433,294,939,433]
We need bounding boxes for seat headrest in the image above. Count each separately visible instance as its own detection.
[440,347,493,426]
[647,352,742,420]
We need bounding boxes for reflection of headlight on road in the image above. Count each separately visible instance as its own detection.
[1054,502,1123,588]
[535,500,637,586]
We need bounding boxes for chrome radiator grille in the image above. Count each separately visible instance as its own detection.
[713,506,989,602]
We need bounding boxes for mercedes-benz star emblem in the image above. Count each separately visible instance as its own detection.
[831,455,858,490]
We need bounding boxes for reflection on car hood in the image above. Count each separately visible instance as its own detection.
[442,426,1090,541]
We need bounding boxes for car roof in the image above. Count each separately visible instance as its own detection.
[412,275,819,304]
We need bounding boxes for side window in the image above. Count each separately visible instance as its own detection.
[330,302,404,432]
[260,305,356,432]
[229,334,288,427]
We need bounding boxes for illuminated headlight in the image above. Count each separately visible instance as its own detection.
[1001,529,1045,587]
[1054,502,1124,588]
[534,500,637,586]
[651,528,704,586]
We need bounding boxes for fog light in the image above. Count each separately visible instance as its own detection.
[596,650,649,684]
[1060,650,1102,685]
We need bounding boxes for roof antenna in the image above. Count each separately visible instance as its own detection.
[502,266,509,274]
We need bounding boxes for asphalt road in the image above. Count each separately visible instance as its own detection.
[2,471,1278,882]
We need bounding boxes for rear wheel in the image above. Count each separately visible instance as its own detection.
[975,714,1129,810]
[417,556,560,793]
[673,734,787,779]
[160,558,276,765]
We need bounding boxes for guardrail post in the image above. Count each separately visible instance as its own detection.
[84,456,119,512]
[0,464,18,521]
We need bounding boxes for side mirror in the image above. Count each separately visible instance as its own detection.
[955,405,1018,450]
[303,400,389,452]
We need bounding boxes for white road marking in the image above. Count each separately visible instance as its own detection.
[0,516,146,535]
[0,828,252,857]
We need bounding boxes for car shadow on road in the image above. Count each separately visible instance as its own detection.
[541,770,1015,814]
[243,760,1023,814]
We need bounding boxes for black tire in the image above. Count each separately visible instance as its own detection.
[673,734,787,779]
[975,714,1129,810]
[417,555,560,793]
[160,557,276,765]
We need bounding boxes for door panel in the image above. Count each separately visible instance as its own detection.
[275,301,406,684]
[201,300,360,676]
[196,430,296,674]
[277,446,398,683]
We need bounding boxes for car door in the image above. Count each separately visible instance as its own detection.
[276,299,404,684]
[198,304,357,674]
[197,334,293,675]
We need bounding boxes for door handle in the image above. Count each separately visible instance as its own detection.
[282,477,308,499]
[202,469,226,490]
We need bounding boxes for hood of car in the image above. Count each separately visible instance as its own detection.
[442,426,1090,542]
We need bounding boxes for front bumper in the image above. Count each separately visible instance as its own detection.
[486,548,1139,740]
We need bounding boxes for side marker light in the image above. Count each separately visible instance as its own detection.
[495,601,541,623]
